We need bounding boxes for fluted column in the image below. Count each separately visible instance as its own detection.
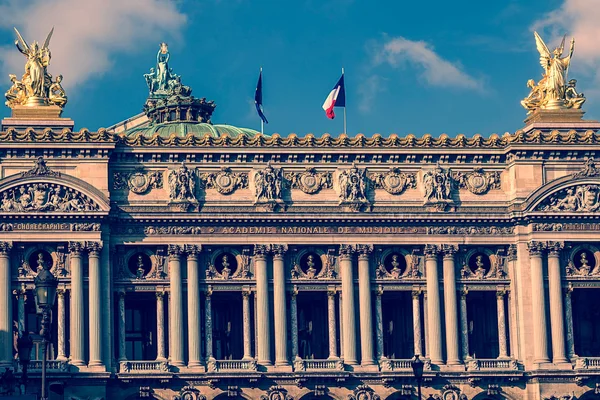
[528,241,550,363]
[340,244,358,365]
[242,290,252,360]
[357,245,375,367]
[0,242,12,367]
[328,289,339,359]
[118,291,127,362]
[290,287,299,362]
[186,245,202,368]
[564,285,576,359]
[168,245,185,367]
[87,242,103,367]
[69,241,85,366]
[204,288,214,361]
[56,289,67,361]
[496,290,509,358]
[15,286,25,338]
[424,244,443,364]
[460,288,470,360]
[272,245,289,367]
[412,289,423,356]
[442,245,460,365]
[547,241,567,364]
[254,245,272,365]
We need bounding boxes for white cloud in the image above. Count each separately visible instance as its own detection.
[0,0,187,91]
[357,75,386,113]
[372,36,483,91]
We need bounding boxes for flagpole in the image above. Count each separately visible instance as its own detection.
[342,67,346,135]
[260,66,264,135]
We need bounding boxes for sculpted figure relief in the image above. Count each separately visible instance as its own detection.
[339,164,368,203]
[539,185,600,212]
[168,163,197,203]
[254,163,283,203]
[0,183,99,213]
[423,163,455,210]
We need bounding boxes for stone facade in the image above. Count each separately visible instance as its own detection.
[2,114,600,400]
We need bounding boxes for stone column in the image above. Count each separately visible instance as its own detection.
[242,290,253,360]
[412,289,423,356]
[339,291,344,359]
[69,242,85,366]
[272,245,289,367]
[168,245,185,367]
[328,289,339,359]
[564,285,575,359]
[156,292,166,361]
[424,245,443,364]
[496,290,509,359]
[118,291,127,362]
[460,288,470,360]
[15,287,25,337]
[340,245,358,365]
[56,289,67,361]
[441,245,460,365]
[0,242,11,367]
[290,287,299,361]
[375,287,384,360]
[186,245,202,368]
[87,242,103,367]
[528,241,550,363]
[357,245,375,367]
[254,245,272,366]
[204,288,214,361]
[547,241,567,364]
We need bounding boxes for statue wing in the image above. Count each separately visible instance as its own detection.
[534,31,551,69]
[13,27,29,53]
[43,27,54,50]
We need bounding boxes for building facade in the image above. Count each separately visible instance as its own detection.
[2,39,600,400]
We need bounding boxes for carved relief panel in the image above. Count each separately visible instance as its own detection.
[374,247,421,279]
[286,167,331,194]
[113,169,163,194]
[290,247,337,280]
[370,167,416,195]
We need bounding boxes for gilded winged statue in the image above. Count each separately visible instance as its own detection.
[5,27,67,108]
[521,31,584,113]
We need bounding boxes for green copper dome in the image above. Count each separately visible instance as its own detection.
[123,121,262,138]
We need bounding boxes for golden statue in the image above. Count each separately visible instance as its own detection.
[521,31,585,113]
[4,27,67,108]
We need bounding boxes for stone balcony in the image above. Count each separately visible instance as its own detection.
[119,360,171,374]
[380,358,432,372]
[574,357,600,370]
[294,358,344,372]
[207,359,258,372]
[465,358,519,371]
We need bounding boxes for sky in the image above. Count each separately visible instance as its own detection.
[0,0,599,136]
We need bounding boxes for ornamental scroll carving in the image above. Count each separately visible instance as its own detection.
[348,385,380,400]
[537,185,600,212]
[21,157,60,178]
[173,386,206,400]
[286,167,331,194]
[574,158,600,178]
[566,250,600,276]
[430,384,467,400]
[422,163,455,211]
[427,226,514,235]
[461,250,507,280]
[113,169,162,194]
[202,167,248,195]
[260,386,292,400]
[337,164,370,211]
[291,250,336,279]
[454,167,500,195]
[0,183,100,212]
[370,167,416,195]
[375,250,421,279]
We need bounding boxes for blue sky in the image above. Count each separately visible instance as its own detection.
[0,0,598,136]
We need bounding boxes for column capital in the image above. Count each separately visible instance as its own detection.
[507,244,518,261]
[242,289,252,299]
[254,244,270,257]
[564,283,574,297]
[376,285,384,297]
[424,244,439,259]
[356,244,373,259]
[339,244,355,258]
[412,289,422,298]
[0,242,12,255]
[57,288,66,298]
[205,286,213,297]
[441,244,458,259]
[460,287,469,299]
[527,241,546,257]
[85,241,103,256]
[271,244,288,258]
[291,285,299,297]
[547,241,564,257]
[496,289,507,299]
[185,245,202,259]
[168,244,183,259]
[327,288,337,298]
[155,291,165,300]
[68,241,84,255]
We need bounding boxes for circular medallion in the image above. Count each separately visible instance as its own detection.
[129,172,151,194]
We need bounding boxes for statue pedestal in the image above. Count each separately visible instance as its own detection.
[2,105,74,130]
[523,109,600,132]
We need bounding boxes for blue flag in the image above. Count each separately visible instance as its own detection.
[255,70,268,124]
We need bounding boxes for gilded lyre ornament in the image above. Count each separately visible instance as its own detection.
[5,27,67,108]
[521,31,584,113]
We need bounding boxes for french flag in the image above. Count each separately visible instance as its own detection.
[322,73,345,119]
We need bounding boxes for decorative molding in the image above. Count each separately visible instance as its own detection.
[113,169,162,194]
[260,386,292,400]
[0,183,101,212]
[454,167,501,195]
[430,384,467,400]
[286,167,331,194]
[348,385,380,400]
[173,386,206,400]
[369,167,416,195]
[574,158,600,178]
[20,157,60,178]
[202,167,248,195]
[426,226,514,235]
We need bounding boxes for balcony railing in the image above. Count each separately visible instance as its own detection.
[25,360,69,372]
[207,359,258,372]
[380,358,432,372]
[574,357,600,370]
[119,361,170,373]
[466,358,519,371]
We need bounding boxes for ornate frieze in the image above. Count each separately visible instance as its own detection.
[370,167,416,195]
[422,163,455,211]
[113,169,162,194]
[0,183,100,212]
[20,157,60,178]
[168,163,198,208]
[454,167,500,194]
[286,167,331,194]
[202,167,248,195]
[537,185,600,212]
[337,164,370,211]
